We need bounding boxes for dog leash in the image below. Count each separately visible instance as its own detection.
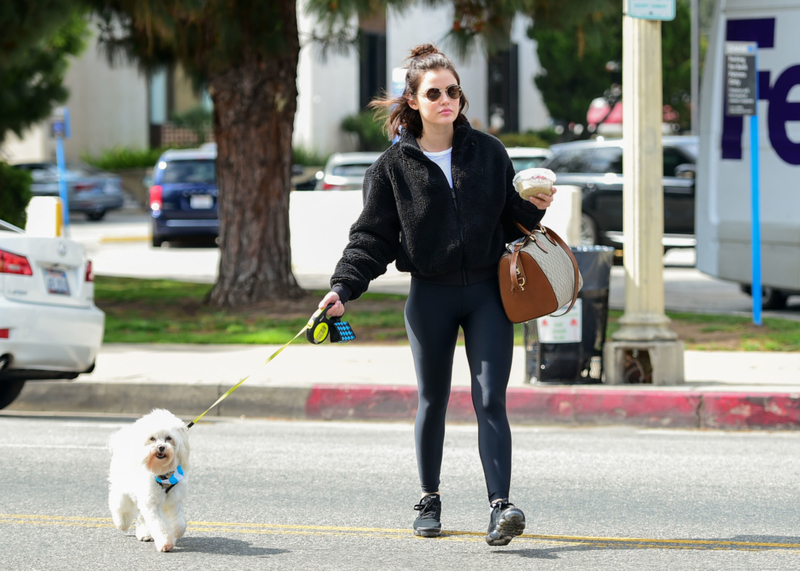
[185,304,355,429]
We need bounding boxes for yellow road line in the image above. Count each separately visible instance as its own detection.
[1,513,799,552]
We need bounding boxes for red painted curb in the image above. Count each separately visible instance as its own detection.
[700,392,800,429]
[304,385,800,429]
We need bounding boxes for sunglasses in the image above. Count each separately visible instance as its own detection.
[416,84,463,102]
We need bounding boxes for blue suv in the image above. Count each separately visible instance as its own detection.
[148,146,218,247]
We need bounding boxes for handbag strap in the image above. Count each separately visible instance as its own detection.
[513,222,581,317]
[508,240,526,293]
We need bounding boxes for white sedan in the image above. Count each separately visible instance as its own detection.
[0,219,104,409]
[505,146,553,173]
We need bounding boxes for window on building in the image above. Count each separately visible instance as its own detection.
[359,12,387,109]
[487,45,519,134]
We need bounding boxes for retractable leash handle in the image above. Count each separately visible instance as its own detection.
[306,303,356,344]
[186,303,356,429]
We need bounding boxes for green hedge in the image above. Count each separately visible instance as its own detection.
[292,144,328,167]
[81,147,171,170]
[84,143,330,171]
[341,110,391,152]
[0,162,32,228]
[497,129,560,149]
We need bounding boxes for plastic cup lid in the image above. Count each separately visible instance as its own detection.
[513,167,556,185]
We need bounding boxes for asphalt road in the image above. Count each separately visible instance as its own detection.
[2,413,799,570]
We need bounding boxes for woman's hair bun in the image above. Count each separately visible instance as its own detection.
[409,43,440,59]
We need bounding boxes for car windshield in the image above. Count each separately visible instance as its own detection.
[66,163,107,176]
[161,160,216,184]
[331,163,373,177]
[674,140,698,160]
[510,156,548,171]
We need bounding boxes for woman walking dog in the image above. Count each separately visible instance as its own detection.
[319,44,555,546]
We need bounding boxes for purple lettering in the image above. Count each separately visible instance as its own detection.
[767,65,800,165]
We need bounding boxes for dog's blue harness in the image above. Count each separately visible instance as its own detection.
[154,465,184,494]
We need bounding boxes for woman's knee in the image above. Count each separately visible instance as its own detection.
[472,389,506,418]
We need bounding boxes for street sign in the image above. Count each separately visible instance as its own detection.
[50,107,72,139]
[725,42,757,116]
[51,107,72,235]
[626,0,676,21]
[724,42,762,325]
[536,300,583,344]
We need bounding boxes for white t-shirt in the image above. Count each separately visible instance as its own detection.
[423,148,453,187]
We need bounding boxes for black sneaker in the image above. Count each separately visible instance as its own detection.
[413,494,442,537]
[485,500,526,546]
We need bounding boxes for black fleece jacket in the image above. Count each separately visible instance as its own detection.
[331,122,546,302]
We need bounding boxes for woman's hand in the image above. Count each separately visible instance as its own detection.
[320,290,345,317]
[528,185,557,210]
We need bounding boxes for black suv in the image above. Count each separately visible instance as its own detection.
[541,136,698,248]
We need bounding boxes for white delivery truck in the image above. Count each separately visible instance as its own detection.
[697,0,800,308]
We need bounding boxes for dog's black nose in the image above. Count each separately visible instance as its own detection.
[157,445,165,453]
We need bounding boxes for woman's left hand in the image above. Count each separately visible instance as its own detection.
[528,185,557,210]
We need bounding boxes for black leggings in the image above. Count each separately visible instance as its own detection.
[404,276,514,503]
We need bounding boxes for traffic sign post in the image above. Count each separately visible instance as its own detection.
[724,41,761,326]
[51,108,71,236]
[625,0,676,21]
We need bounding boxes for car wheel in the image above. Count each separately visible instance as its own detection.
[0,380,26,410]
[152,236,164,248]
[580,214,598,246]
[86,210,106,221]
[740,285,788,310]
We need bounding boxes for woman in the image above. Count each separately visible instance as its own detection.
[318,44,555,546]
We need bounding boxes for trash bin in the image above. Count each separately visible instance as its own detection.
[523,246,614,384]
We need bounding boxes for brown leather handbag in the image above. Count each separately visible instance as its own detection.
[498,223,583,323]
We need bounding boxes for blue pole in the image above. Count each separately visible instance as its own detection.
[55,136,70,236]
[750,47,761,326]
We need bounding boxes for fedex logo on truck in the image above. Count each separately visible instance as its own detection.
[723,18,800,165]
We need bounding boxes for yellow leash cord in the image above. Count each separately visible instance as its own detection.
[186,324,310,429]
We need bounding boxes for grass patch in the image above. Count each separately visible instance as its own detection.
[95,276,800,350]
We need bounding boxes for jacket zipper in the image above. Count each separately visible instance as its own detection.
[449,185,468,285]
[420,149,469,285]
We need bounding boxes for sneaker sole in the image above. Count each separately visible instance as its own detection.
[413,527,442,538]
[486,511,526,546]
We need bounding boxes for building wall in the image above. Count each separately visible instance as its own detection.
[0,24,148,164]
[294,0,361,157]
[512,15,550,133]
[386,4,489,130]
[2,4,551,165]
[1,125,48,164]
[59,28,149,162]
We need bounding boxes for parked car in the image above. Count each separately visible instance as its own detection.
[505,146,553,172]
[315,152,382,191]
[0,218,105,410]
[541,136,698,248]
[148,147,218,248]
[12,162,125,221]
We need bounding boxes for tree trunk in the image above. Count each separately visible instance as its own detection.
[206,21,303,307]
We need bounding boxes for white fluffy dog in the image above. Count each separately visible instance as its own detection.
[108,409,190,552]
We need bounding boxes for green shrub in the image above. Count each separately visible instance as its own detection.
[0,162,32,228]
[292,144,328,167]
[341,110,391,152]
[170,106,213,143]
[82,146,178,170]
[498,129,559,149]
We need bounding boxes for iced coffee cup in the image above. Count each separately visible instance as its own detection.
[513,167,556,199]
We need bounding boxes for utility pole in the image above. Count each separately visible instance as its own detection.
[690,0,699,135]
[603,3,685,385]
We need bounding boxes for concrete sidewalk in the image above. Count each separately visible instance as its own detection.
[10,206,799,430]
[9,343,800,430]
